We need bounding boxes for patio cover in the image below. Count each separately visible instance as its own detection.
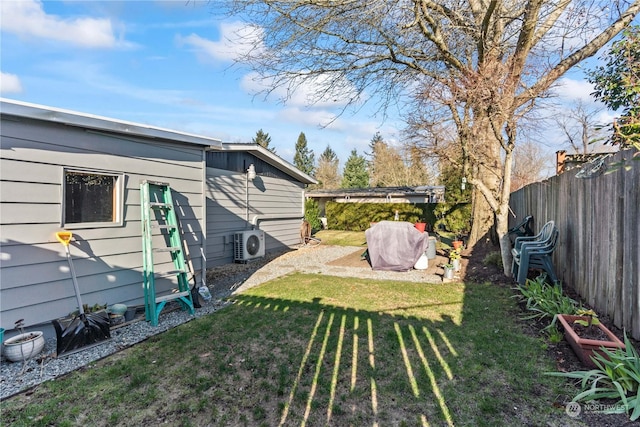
[365,221,429,271]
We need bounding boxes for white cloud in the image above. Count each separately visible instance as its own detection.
[240,71,358,109]
[0,0,117,48]
[0,72,23,94]
[276,106,345,130]
[178,21,264,62]
[554,77,596,103]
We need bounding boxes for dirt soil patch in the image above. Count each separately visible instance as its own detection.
[326,247,369,267]
[327,247,457,277]
[464,239,640,427]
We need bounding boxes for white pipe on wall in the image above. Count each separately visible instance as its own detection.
[250,214,303,229]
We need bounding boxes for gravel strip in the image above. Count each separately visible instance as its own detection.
[1,245,441,400]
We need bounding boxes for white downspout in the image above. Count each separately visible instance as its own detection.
[245,164,256,226]
[245,171,249,223]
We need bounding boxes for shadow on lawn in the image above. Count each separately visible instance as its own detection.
[227,292,460,426]
[213,281,574,427]
[0,275,590,427]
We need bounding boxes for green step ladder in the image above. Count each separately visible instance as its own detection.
[140,180,195,326]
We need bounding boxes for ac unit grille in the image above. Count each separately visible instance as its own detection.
[234,230,265,262]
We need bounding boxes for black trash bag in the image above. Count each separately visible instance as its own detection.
[53,311,111,356]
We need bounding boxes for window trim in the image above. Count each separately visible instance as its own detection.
[61,168,125,228]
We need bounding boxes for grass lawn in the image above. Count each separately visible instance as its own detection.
[314,230,366,247]
[0,274,576,426]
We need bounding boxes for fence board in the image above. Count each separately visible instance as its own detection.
[510,148,639,340]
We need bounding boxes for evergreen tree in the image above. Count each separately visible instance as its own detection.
[341,149,369,188]
[320,145,337,162]
[293,132,315,175]
[367,132,385,157]
[313,145,341,189]
[253,129,276,153]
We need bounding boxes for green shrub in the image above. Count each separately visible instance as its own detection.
[325,202,437,231]
[547,333,640,421]
[482,251,503,269]
[433,203,471,234]
[304,198,322,231]
[513,274,579,327]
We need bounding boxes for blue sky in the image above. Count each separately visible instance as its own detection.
[0,0,615,170]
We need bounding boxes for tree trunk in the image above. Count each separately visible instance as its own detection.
[466,126,503,249]
[495,206,512,276]
[467,185,494,247]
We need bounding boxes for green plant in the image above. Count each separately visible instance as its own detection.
[545,325,564,344]
[574,308,601,327]
[304,198,323,232]
[547,333,640,421]
[70,303,107,317]
[443,263,454,269]
[482,251,503,269]
[433,203,471,234]
[513,274,579,328]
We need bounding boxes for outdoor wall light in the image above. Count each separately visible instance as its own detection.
[247,164,256,181]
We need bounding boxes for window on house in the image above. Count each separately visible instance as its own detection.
[63,170,122,226]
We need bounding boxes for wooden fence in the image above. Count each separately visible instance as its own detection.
[509,149,639,340]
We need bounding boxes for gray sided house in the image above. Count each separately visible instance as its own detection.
[0,99,315,332]
[205,144,315,267]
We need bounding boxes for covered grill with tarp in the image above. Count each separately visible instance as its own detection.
[365,221,430,271]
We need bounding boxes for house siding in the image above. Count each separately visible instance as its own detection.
[0,117,206,329]
[205,166,304,267]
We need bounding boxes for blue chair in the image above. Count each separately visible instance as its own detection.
[511,221,559,285]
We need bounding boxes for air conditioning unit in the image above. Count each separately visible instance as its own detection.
[234,230,265,262]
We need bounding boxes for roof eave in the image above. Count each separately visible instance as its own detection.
[213,142,318,185]
[0,98,223,148]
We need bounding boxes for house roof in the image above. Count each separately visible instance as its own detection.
[0,98,317,185]
[307,186,445,198]
[219,143,317,185]
[0,98,223,149]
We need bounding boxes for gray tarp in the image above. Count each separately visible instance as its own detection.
[365,221,430,271]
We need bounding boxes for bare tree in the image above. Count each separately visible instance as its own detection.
[554,101,607,154]
[216,0,640,275]
[511,140,549,192]
[368,132,435,187]
[403,145,436,186]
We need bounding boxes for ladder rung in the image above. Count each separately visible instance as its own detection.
[150,202,172,209]
[153,246,182,253]
[143,180,170,187]
[156,291,190,303]
[153,224,177,230]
